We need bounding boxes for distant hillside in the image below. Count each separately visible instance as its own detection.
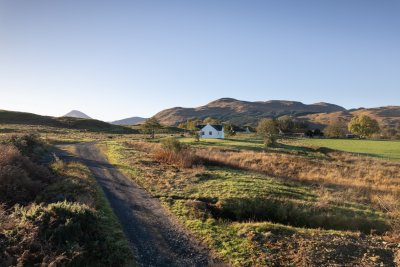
[302,106,400,129]
[111,117,146,125]
[154,98,346,126]
[0,110,135,133]
[63,110,92,119]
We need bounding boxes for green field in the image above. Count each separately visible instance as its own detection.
[291,138,400,160]
[176,135,400,160]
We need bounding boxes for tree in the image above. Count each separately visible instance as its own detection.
[193,132,200,142]
[381,126,398,140]
[141,117,162,139]
[277,115,294,133]
[293,119,309,132]
[256,118,279,147]
[180,119,201,141]
[313,129,323,137]
[324,121,346,138]
[348,115,380,138]
[203,117,221,124]
[305,130,314,138]
[224,123,236,137]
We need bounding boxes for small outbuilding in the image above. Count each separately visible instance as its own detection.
[197,123,224,139]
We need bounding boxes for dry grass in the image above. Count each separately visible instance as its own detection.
[0,144,51,206]
[134,140,202,168]
[107,140,400,265]
[153,149,200,168]
[195,148,400,235]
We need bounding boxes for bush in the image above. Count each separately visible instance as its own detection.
[256,119,279,147]
[1,202,132,267]
[161,137,187,152]
[5,134,45,158]
[324,121,346,138]
[0,144,51,206]
[154,138,201,168]
[0,136,134,266]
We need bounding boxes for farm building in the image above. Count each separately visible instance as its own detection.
[197,124,224,139]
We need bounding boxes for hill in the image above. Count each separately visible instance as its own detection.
[0,110,135,133]
[154,98,346,125]
[63,110,92,119]
[301,106,400,129]
[111,117,146,125]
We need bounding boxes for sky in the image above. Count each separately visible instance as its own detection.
[0,0,399,121]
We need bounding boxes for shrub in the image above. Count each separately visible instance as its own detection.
[2,202,132,267]
[161,137,186,152]
[324,121,346,138]
[5,134,45,158]
[154,138,201,168]
[0,144,51,206]
[256,119,279,147]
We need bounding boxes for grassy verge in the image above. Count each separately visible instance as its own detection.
[52,161,135,266]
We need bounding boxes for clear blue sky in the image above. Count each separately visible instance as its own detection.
[1,1,399,121]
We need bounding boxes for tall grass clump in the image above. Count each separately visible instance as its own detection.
[0,144,51,206]
[4,133,46,158]
[153,137,201,168]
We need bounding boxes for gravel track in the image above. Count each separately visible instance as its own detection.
[57,142,216,267]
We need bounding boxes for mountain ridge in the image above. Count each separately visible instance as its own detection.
[154,98,347,126]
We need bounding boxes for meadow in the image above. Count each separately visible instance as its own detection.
[103,134,400,266]
[179,134,400,160]
[291,138,400,160]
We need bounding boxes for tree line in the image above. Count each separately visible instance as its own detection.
[256,114,388,147]
[140,114,399,143]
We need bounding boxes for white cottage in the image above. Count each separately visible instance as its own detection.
[197,124,224,139]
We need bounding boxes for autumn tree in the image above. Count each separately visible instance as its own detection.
[348,115,380,138]
[257,118,279,147]
[178,119,203,141]
[324,121,346,138]
[277,115,294,133]
[224,123,236,137]
[141,117,162,139]
[203,117,221,124]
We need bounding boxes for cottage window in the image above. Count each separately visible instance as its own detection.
[201,131,205,136]
[209,131,212,135]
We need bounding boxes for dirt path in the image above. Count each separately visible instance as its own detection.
[57,142,216,267]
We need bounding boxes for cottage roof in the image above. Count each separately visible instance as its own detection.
[196,124,223,131]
